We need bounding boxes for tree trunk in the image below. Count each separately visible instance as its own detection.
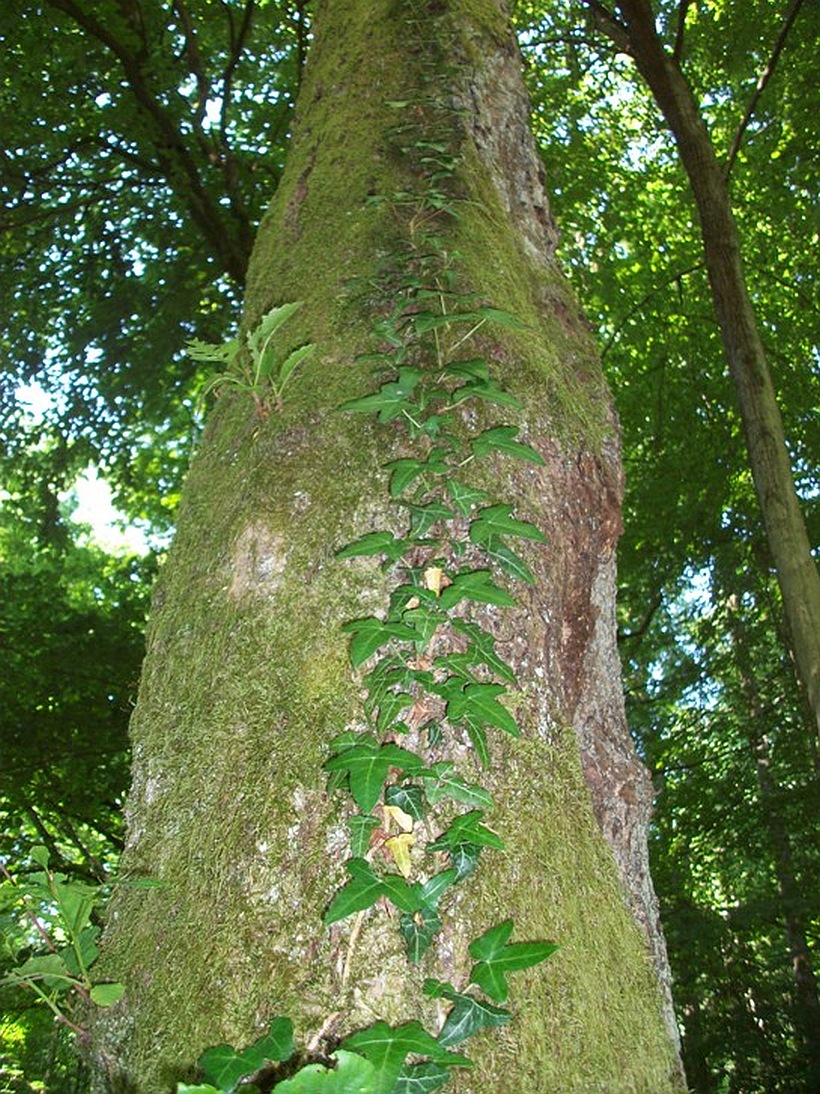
[92,2,683,1090]
[727,597,820,1089]
[611,0,820,739]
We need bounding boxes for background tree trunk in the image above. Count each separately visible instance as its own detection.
[93,2,684,1089]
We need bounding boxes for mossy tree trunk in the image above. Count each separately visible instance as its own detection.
[94,2,685,1090]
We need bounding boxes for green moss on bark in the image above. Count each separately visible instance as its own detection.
[94,2,683,1090]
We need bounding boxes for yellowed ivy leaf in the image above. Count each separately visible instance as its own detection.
[423,566,446,596]
[384,804,414,833]
[385,833,415,877]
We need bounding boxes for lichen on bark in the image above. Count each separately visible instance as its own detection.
[92,1,684,1090]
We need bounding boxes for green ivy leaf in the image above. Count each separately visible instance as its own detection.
[450,621,516,683]
[407,500,455,537]
[348,814,381,858]
[336,532,410,563]
[443,358,488,382]
[467,920,558,1003]
[469,504,547,545]
[445,480,488,517]
[200,1017,294,1091]
[324,859,386,925]
[399,905,441,963]
[341,618,420,669]
[438,570,516,610]
[449,378,522,410]
[384,783,425,822]
[273,1049,377,1092]
[482,537,537,584]
[393,1062,449,1093]
[325,736,423,812]
[338,368,423,422]
[470,427,545,465]
[428,812,505,853]
[340,1021,471,1094]
[446,682,520,739]
[438,993,511,1047]
[449,843,482,881]
[422,765,493,810]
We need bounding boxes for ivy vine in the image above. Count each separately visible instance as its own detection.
[174,9,558,1092]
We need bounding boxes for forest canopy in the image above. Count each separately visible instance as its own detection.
[1,1,817,1090]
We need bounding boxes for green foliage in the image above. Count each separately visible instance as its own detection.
[518,1,820,1087]
[190,301,315,414]
[1,848,124,1035]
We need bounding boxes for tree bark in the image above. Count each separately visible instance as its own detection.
[92,2,683,1090]
[611,0,820,738]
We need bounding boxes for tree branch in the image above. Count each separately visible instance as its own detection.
[582,0,631,53]
[672,0,692,64]
[725,0,806,178]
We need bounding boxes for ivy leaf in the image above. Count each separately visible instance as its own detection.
[453,381,522,410]
[469,504,547,545]
[451,621,516,683]
[428,812,505,853]
[325,736,423,812]
[470,426,545,465]
[200,1017,294,1091]
[438,570,516,610]
[407,500,455,537]
[418,869,458,908]
[348,814,380,858]
[373,690,413,732]
[477,305,528,329]
[273,1049,377,1092]
[439,993,511,1046]
[385,833,415,878]
[384,783,425,822]
[338,368,423,422]
[340,1021,471,1094]
[467,920,559,1002]
[447,682,520,739]
[336,532,410,563]
[449,843,482,881]
[341,618,420,668]
[482,537,536,584]
[385,448,449,497]
[324,859,385,925]
[446,479,488,517]
[393,1062,449,1093]
[423,979,512,1047]
[399,905,442,963]
[443,358,489,382]
[422,766,493,810]
[380,873,418,913]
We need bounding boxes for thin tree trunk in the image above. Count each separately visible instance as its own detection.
[92,3,683,1089]
[610,0,820,737]
[727,597,820,1089]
